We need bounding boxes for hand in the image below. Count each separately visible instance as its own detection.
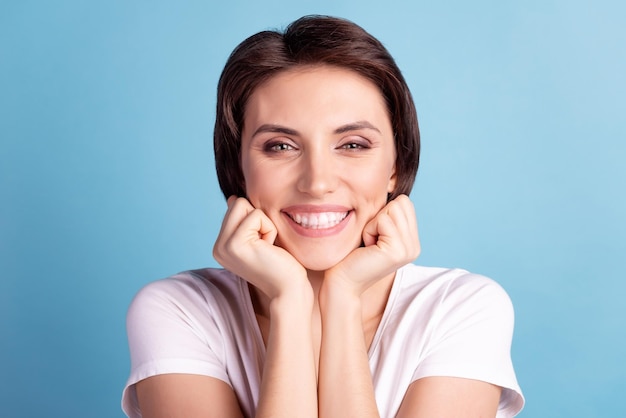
[213,196,309,301]
[325,194,420,296]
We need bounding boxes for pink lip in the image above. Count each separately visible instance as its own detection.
[281,204,352,213]
[281,205,353,238]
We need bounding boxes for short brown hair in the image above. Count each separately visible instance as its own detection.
[214,15,420,200]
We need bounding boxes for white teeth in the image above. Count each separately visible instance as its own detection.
[289,212,348,229]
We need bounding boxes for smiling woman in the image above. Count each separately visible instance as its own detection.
[241,67,397,271]
[121,15,524,418]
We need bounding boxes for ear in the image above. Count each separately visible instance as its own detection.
[387,165,398,194]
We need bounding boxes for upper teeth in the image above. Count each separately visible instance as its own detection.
[290,212,348,229]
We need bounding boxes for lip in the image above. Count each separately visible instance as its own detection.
[282,204,352,213]
[281,205,353,238]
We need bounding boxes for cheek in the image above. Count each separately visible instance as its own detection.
[357,172,395,216]
[242,170,278,211]
[387,170,397,194]
[361,165,395,197]
[241,156,266,202]
[243,178,263,206]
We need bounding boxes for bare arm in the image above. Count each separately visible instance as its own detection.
[318,283,380,417]
[317,303,503,418]
[396,377,502,418]
[133,288,316,418]
[135,197,317,418]
[318,195,419,417]
[136,374,244,418]
[214,196,318,418]
[255,289,317,418]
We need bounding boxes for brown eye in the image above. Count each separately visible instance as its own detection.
[340,140,369,150]
[265,142,295,152]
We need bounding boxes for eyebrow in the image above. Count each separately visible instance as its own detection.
[333,121,381,135]
[252,124,299,138]
[252,121,381,138]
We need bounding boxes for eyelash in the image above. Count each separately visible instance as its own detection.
[262,138,371,153]
[264,141,296,153]
[340,141,369,150]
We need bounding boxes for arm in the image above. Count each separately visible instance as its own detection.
[318,195,419,417]
[318,282,379,417]
[255,287,316,418]
[134,197,317,418]
[396,272,521,417]
[317,304,502,418]
[318,195,506,418]
[396,377,501,418]
[214,196,318,418]
[134,291,316,418]
[136,374,244,418]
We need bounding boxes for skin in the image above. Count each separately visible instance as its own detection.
[136,65,502,417]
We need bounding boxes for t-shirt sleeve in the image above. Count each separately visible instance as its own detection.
[121,276,230,418]
[411,274,524,417]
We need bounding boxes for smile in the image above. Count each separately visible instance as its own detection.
[287,211,349,229]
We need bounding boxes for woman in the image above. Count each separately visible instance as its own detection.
[122,15,524,418]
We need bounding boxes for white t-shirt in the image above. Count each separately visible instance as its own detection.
[122,264,524,417]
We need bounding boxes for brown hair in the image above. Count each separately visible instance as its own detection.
[214,15,420,200]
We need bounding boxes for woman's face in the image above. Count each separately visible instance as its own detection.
[240,66,397,271]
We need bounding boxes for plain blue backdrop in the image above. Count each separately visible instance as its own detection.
[1,1,624,417]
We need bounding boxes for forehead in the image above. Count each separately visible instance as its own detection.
[243,65,391,132]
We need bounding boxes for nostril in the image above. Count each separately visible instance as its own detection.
[297,175,337,197]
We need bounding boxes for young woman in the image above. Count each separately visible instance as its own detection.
[122,15,524,418]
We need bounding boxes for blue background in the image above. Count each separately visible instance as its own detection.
[2,1,624,417]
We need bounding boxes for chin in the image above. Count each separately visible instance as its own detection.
[291,249,349,273]
[276,234,361,273]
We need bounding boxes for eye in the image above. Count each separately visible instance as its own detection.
[342,142,364,149]
[339,138,370,150]
[264,141,297,153]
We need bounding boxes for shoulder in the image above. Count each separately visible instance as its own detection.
[128,268,243,315]
[391,265,524,415]
[124,267,254,376]
[126,268,250,342]
[395,264,514,320]
[122,269,253,417]
[389,264,516,353]
[397,263,507,292]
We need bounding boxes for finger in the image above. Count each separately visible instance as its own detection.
[363,197,419,261]
[362,210,399,248]
[214,198,257,263]
[224,195,243,219]
[362,196,408,247]
[214,205,277,271]
[362,215,379,247]
[387,195,413,227]
[230,208,278,245]
[219,195,240,233]
[218,197,256,238]
[385,196,415,243]
[388,195,420,257]
[374,213,402,250]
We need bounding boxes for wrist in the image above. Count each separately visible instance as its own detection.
[319,277,362,317]
[269,281,314,317]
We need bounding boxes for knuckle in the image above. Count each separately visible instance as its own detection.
[223,238,238,254]
[212,245,224,263]
[411,243,421,259]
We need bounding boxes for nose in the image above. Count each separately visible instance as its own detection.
[296,145,338,198]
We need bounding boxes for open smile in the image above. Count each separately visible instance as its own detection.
[286,211,349,229]
[281,206,353,237]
